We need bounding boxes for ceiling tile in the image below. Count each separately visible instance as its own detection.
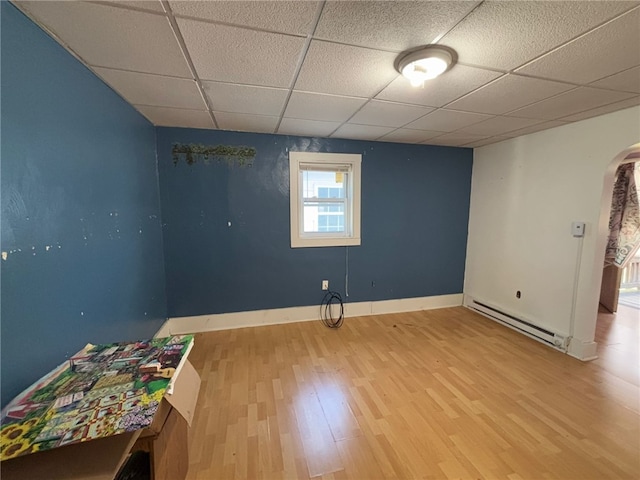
[202,82,288,116]
[376,65,502,108]
[502,120,569,138]
[169,0,319,36]
[93,67,205,109]
[458,116,544,136]
[16,1,191,77]
[348,101,433,127]
[425,132,485,147]
[295,41,398,97]
[314,1,476,51]
[440,1,636,70]
[405,109,493,132]
[284,92,367,122]
[463,136,513,148]
[214,112,279,133]
[516,8,640,84]
[331,124,395,141]
[278,119,341,137]
[16,0,639,141]
[590,66,640,94]
[177,18,305,87]
[377,129,444,144]
[559,96,640,122]
[508,87,636,120]
[447,74,574,115]
[99,1,165,13]
[135,105,214,129]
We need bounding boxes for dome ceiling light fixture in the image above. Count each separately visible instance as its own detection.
[394,45,457,87]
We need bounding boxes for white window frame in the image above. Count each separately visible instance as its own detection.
[289,151,361,248]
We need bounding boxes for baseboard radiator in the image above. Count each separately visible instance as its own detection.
[466,298,568,352]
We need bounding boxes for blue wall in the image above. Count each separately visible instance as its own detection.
[157,128,473,318]
[1,3,167,406]
[1,1,474,407]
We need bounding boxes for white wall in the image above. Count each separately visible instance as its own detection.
[465,106,640,359]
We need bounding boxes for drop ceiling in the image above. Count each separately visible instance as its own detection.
[14,0,640,148]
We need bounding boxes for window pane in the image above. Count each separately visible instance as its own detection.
[318,186,344,198]
[301,169,348,234]
[302,170,347,200]
[318,214,343,232]
[318,204,344,213]
[303,201,346,233]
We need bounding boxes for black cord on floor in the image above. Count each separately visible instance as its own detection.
[320,290,344,328]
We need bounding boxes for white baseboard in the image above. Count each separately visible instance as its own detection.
[160,293,463,335]
[154,319,173,338]
[345,293,464,316]
[568,339,598,361]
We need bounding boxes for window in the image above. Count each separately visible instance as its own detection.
[289,152,361,248]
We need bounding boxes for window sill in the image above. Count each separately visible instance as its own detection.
[291,236,361,248]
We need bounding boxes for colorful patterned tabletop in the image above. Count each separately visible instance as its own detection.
[0,335,194,461]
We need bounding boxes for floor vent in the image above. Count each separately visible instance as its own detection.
[467,299,568,351]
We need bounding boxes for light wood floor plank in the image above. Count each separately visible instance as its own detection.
[185,306,640,479]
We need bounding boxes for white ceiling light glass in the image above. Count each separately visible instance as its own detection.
[395,45,457,87]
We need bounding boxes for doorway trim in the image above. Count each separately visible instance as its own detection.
[573,143,640,359]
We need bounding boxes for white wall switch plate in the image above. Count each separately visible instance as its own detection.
[571,221,586,237]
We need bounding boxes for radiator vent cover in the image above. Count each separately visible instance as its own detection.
[467,298,568,351]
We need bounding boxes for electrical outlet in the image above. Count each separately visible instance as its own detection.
[322,280,329,291]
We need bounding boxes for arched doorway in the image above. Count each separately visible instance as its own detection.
[599,157,640,312]
[582,143,640,365]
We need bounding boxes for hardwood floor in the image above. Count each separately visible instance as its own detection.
[594,304,640,388]
[185,307,639,479]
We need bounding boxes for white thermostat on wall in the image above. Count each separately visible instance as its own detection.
[571,221,586,237]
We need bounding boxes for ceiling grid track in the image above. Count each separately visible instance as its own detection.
[161,0,219,129]
[513,3,640,73]
[325,76,402,139]
[274,1,327,134]
[432,0,485,45]
[12,0,639,146]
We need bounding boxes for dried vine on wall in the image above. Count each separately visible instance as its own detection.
[172,143,257,167]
